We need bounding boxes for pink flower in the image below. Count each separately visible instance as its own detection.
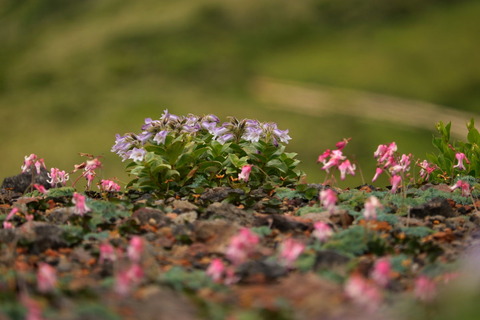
[319,189,337,213]
[312,222,333,242]
[72,192,90,215]
[317,149,331,164]
[33,184,48,194]
[370,258,391,288]
[391,153,411,174]
[99,179,121,192]
[335,138,351,150]
[47,168,69,187]
[99,242,117,263]
[3,221,14,229]
[414,275,436,302]
[127,236,144,263]
[37,263,57,293]
[374,142,397,164]
[20,294,45,320]
[322,150,346,172]
[418,160,437,181]
[390,175,402,194]
[6,207,19,221]
[115,264,144,296]
[226,228,260,265]
[338,159,356,180]
[278,238,305,268]
[206,258,226,283]
[238,165,253,182]
[344,273,382,312]
[363,196,382,220]
[21,154,46,174]
[450,180,471,196]
[453,152,468,170]
[372,167,383,182]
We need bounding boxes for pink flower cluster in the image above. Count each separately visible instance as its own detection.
[319,189,337,214]
[47,168,69,187]
[98,179,121,192]
[115,236,145,296]
[72,192,90,216]
[226,227,260,265]
[21,154,46,174]
[206,258,238,285]
[73,155,102,189]
[312,221,334,242]
[450,180,471,196]
[363,196,383,221]
[344,258,392,312]
[317,138,356,180]
[37,262,58,293]
[372,142,412,193]
[418,160,437,181]
[278,238,305,268]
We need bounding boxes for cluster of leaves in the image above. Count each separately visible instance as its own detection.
[427,119,480,183]
[112,110,303,197]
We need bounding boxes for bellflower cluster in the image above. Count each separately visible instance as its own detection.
[312,222,334,242]
[206,258,238,285]
[450,180,471,197]
[414,275,437,302]
[21,153,46,174]
[73,155,102,189]
[363,196,382,221]
[370,258,391,288]
[37,263,58,293]
[112,110,302,195]
[47,168,69,187]
[317,138,356,181]
[72,192,90,216]
[372,142,412,194]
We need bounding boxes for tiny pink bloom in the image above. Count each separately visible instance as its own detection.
[127,236,144,263]
[322,150,346,172]
[390,175,402,194]
[37,262,57,293]
[238,165,253,182]
[33,184,48,194]
[115,264,144,296]
[279,238,305,268]
[99,179,121,192]
[21,154,38,172]
[372,167,383,182]
[450,180,471,196]
[338,160,356,180]
[312,222,333,242]
[317,149,331,164]
[418,160,436,181]
[72,192,90,215]
[3,221,14,229]
[370,258,391,288]
[344,273,382,312]
[85,158,102,172]
[226,227,260,265]
[34,159,46,175]
[47,168,69,187]
[335,138,351,150]
[364,196,382,221]
[20,294,45,320]
[99,242,117,263]
[206,258,226,283]
[6,207,19,221]
[453,152,468,170]
[319,189,337,213]
[414,275,436,302]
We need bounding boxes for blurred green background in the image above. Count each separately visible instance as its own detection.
[1,0,479,188]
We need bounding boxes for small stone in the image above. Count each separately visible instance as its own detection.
[173,211,198,224]
[409,197,455,219]
[172,200,198,212]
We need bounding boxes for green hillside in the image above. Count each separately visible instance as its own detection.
[1,0,479,187]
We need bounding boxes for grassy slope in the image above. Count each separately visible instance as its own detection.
[0,1,478,187]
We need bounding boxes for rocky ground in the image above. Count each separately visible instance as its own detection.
[1,170,480,320]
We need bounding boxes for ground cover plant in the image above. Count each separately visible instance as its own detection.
[1,112,480,320]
